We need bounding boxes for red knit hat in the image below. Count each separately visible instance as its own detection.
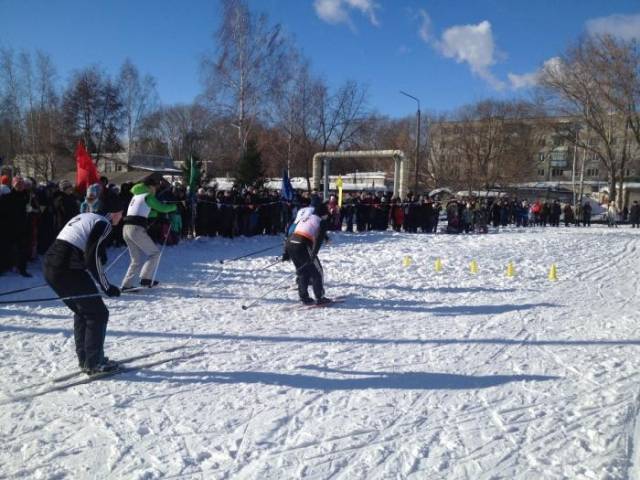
[0,175,9,185]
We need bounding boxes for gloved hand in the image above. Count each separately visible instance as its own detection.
[106,285,121,297]
[281,251,290,262]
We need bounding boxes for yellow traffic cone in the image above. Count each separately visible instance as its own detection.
[470,259,478,274]
[403,255,413,267]
[548,263,557,281]
[506,261,515,278]
[435,258,443,272]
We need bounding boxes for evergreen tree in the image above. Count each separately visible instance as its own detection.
[235,139,265,188]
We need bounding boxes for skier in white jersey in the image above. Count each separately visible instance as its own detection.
[121,177,176,290]
[284,202,332,305]
[43,200,123,375]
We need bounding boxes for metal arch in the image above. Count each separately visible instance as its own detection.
[312,150,408,199]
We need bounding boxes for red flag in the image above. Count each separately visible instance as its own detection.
[75,140,100,194]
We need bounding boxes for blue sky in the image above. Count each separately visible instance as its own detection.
[1,0,639,118]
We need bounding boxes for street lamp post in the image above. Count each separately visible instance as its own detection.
[400,91,421,193]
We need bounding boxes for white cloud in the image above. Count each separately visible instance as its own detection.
[314,0,349,25]
[508,57,561,89]
[435,20,505,90]
[507,71,538,89]
[346,0,380,26]
[314,0,380,27]
[586,13,640,41]
[418,9,432,42]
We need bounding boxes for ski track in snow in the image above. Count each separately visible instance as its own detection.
[1,227,640,479]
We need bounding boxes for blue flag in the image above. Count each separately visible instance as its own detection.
[281,169,294,201]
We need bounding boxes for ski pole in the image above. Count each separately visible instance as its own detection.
[219,243,282,264]
[149,227,170,286]
[105,248,129,273]
[256,257,282,272]
[241,260,312,310]
[0,284,48,297]
[0,292,105,305]
[241,271,296,310]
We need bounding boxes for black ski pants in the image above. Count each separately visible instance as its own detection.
[286,239,324,301]
[43,265,108,369]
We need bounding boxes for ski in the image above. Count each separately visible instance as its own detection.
[299,296,347,309]
[13,344,190,393]
[5,349,206,403]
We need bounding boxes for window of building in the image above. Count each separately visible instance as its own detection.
[552,136,564,147]
[550,150,568,167]
[551,168,564,177]
[537,169,545,176]
[538,152,546,162]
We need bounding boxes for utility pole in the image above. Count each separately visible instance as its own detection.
[400,91,421,193]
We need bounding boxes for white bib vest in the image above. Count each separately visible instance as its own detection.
[294,214,321,240]
[57,213,108,250]
[294,206,314,224]
[127,193,151,218]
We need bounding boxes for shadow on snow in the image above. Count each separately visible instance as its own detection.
[115,366,559,391]
[2,324,639,348]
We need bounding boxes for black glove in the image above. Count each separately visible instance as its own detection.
[106,285,121,297]
[281,251,290,262]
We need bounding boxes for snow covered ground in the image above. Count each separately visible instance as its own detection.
[1,225,639,479]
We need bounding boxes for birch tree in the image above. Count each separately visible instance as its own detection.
[118,59,159,157]
[201,0,292,155]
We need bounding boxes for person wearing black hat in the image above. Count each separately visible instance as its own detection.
[43,201,123,375]
[284,201,332,305]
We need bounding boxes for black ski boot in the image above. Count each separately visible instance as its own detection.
[300,297,315,305]
[316,297,333,305]
[83,358,120,376]
[140,279,159,288]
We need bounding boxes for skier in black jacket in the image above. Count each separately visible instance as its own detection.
[43,200,123,375]
[284,202,331,305]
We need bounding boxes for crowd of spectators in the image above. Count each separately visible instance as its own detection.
[1,171,637,277]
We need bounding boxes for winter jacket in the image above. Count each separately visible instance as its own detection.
[123,183,177,227]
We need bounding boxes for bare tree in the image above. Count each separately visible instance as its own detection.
[18,51,62,180]
[427,101,540,192]
[0,49,62,180]
[118,59,159,158]
[0,47,23,161]
[63,66,124,158]
[317,80,369,152]
[540,35,638,204]
[201,0,293,155]
[34,51,63,180]
[427,113,463,188]
[273,60,325,179]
